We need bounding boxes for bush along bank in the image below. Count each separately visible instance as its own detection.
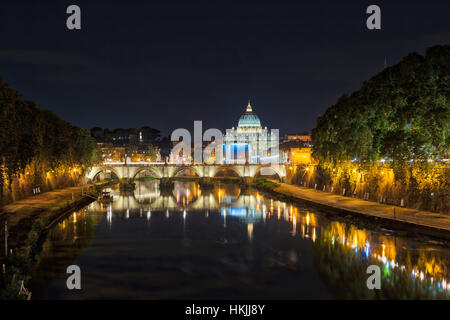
[252,178,280,191]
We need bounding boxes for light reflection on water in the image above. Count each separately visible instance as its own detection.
[32,180,450,299]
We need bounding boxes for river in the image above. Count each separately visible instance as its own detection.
[31,180,450,299]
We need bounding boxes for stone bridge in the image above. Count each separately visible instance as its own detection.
[86,162,287,183]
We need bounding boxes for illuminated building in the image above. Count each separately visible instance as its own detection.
[223,101,280,164]
[283,133,312,147]
[284,147,316,165]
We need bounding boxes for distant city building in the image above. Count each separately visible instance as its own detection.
[283,133,312,147]
[91,127,161,146]
[90,126,168,163]
[285,147,316,165]
[280,138,316,164]
[223,102,280,164]
[280,133,315,164]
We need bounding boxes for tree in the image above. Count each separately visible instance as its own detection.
[312,45,450,165]
[0,75,97,202]
[147,145,159,161]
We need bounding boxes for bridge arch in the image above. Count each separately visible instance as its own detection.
[213,166,242,178]
[132,167,163,181]
[172,166,202,178]
[253,165,284,181]
[88,166,121,181]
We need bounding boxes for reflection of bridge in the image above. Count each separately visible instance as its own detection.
[103,191,265,215]
[86,163,287,182]
[97,179,265,214]
[110,193,220,212]
[110,191,262,213]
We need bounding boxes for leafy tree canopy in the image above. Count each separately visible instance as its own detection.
[312,45,450,165]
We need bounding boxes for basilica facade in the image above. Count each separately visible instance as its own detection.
[223,102,280,164]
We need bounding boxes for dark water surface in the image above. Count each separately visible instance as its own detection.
[31,181,450,299]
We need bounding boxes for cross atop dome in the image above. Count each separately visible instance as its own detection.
[237,100,261,129]
[246,100,252,112]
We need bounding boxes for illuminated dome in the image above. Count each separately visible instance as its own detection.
[237,102,261,129]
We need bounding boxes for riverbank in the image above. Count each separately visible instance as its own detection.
[0,184,101,245]
[0,183,105,299]
[257,180,450,240]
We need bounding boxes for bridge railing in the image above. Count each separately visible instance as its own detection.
[101,161,285,166]
[103,161,166,166]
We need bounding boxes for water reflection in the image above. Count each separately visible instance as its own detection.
[32,180,450,299]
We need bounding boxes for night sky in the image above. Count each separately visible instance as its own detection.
[0,0,449,137]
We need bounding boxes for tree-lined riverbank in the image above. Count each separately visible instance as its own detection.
[0,77,98,206]
[310,45,449,214]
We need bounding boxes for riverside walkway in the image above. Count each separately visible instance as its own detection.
[273,182,450,234]
[0,184,99,251]
[0,185,96,222]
